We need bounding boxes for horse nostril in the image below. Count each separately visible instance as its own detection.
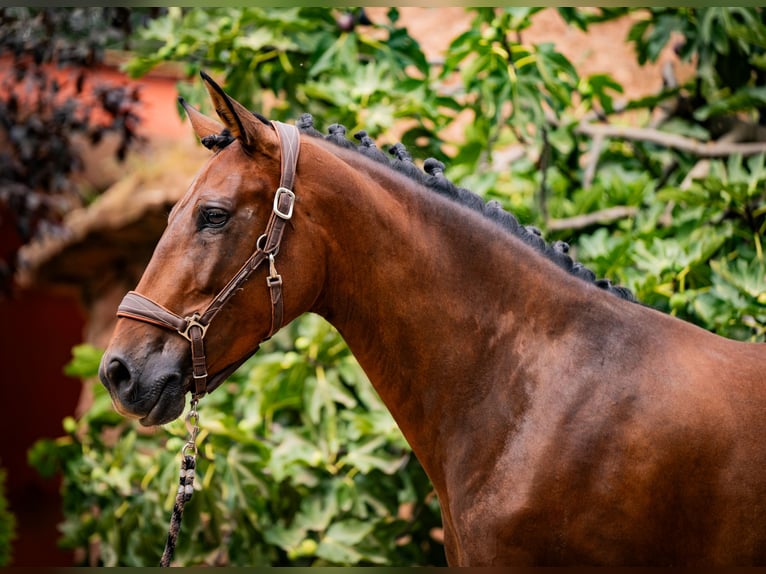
[106,358,132,388]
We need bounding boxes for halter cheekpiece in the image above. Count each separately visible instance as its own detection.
[115,121,301,400]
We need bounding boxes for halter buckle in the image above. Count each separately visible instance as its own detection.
[273,187,295,220]
[179,313,209,342]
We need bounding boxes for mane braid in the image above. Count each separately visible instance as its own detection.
[201,128,235,151]
[295,114,637,303]
[354,130,391,164]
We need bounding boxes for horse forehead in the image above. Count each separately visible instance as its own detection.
[198,168,244,194]
[174,143,277,220]
[168,163,245,223]
[196,154,246,192]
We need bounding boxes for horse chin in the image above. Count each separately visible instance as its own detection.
[106,375,188,427]
[138,389,187,427]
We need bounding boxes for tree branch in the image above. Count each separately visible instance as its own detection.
[575,123,766,158]
[582,133,604,189]
[546,205,639,232]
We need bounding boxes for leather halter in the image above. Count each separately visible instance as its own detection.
[116,121,301,400]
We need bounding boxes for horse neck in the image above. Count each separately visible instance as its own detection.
[302,142,585,491]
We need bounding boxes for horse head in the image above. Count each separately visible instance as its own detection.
[99,72,325,425]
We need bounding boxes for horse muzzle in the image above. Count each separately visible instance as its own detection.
[98,349,188,426]
[98,341,259,426]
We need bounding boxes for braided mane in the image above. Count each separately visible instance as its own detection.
[295,114,635,303]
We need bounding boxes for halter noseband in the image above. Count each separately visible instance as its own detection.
[115,121,301,400]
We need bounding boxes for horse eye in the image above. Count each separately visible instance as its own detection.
[199,206,229,229]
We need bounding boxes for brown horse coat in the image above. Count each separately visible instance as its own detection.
[100,75,766,565]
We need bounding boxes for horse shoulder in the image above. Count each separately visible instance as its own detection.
[444,299,766,565]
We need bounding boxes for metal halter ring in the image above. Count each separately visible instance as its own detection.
[178,314,209,343]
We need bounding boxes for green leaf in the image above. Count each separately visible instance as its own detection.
[28,437,72,478]
[711,258,766,300]
[339,436,407,475]
[267,430,323,482]
[695,86,766,120]
[656,186,714,206]
[262,522,307,551]
[64,344,104,378]
[316,519,378,564]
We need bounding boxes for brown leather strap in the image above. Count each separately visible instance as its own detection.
[115,121,300,400]
[274,120,300,191]
[198,249,269,325]
[118,291,188,332]
[189,325,207,398]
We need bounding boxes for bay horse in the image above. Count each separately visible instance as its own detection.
[99,72,766,566]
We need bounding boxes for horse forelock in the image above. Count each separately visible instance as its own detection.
[294,115,637,304]
[198,108,268,149]
[200,130,235,151]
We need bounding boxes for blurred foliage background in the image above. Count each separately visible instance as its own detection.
[7,6,766,566]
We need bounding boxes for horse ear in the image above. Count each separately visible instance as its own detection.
[178,97,225,142]
[199,70,267,149]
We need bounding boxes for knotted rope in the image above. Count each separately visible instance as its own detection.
[159,400,200,567]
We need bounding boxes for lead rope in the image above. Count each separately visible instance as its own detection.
[159,399,200,567]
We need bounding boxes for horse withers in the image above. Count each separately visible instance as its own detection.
[100,72,766,565]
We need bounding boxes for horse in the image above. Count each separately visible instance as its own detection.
[99,71,766,566]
